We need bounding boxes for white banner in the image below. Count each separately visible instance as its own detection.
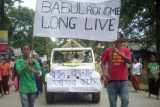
[46,69,102,92]
[34,0,121,41]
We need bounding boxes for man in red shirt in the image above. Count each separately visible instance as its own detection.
[101,34,131,107]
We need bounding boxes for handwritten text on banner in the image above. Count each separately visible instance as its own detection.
[34,0,121,41]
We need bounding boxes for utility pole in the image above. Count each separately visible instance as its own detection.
[0,0,4,29]
[156,0,160,53]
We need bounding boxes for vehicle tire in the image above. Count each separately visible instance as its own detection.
[92,92,100,103]
[45,85,54,104]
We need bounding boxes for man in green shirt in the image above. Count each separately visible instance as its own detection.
[15,45,41,107]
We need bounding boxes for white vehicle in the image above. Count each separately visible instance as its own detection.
[45,48,102,103]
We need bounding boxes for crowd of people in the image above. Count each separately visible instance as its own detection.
[0,37,160,107]
[129,55,160,100]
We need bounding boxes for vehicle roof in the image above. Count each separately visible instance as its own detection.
[52,47,93,51]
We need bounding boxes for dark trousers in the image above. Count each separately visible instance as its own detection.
[2,75,9,94]
[0,80,2,94]
[148,78,160,96]
[35,76,43,97]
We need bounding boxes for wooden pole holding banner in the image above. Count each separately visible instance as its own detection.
[31,33,34,57]
[31,14,35,57]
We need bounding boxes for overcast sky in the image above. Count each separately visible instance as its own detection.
[15,0,36,10]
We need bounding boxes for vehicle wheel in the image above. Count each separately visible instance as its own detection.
[92,92,100,103]
[45,85,55,104]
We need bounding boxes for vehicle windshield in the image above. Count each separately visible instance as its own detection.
[53,49,93,63]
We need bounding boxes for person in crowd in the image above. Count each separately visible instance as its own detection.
[147,54,160,100]
[96,56,102,74]
[131,58,142,91]
[0,59,3,96]
[10,58,19,91]
[41,61,49,84]
[1,58,11,95]
[15,45,41,107]
[32,52,42,97]
[101,33,132,107]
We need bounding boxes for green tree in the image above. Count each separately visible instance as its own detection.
[33,37,56,57]
[9,7,34,47]
[155,0,160,52]
[120,0,160,52]
[8,6,56,56]
[0,0,22,29]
